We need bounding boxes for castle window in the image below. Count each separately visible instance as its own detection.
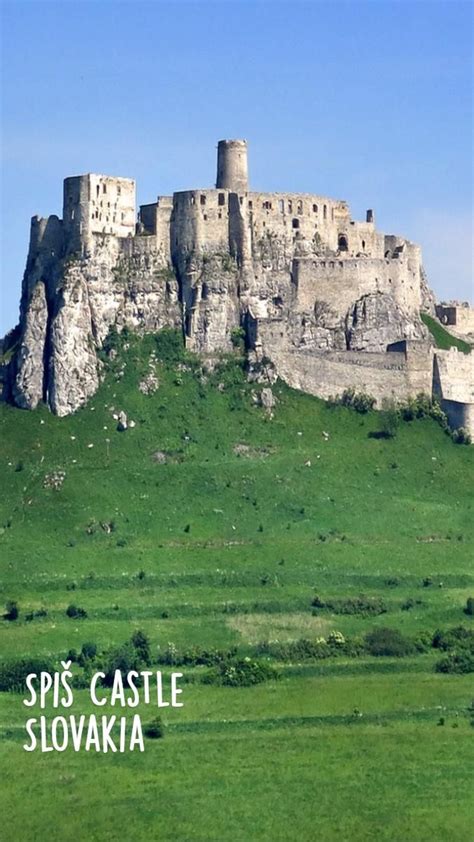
[279,199,284,213]
[218,193,225,206]
[96,185,100,198]
[263,200,272,210]
[113,215,116,223]
[202,282,209,300]
[288,200,293,213]
[313,204,318,213]
[297,201,303,215]
[70,210,75,221]
[292,218,300,229]
[248,200,253,209]
[361,239,366,250]
[200,195,206,206]
[218,211,222,219]
[338,234,348,251]
[203,214,208,221]
[323,205,327,219]
[191,195,195,205]
[95,211,99,218]
[103,184,107,194]
[239,196,243,205]
[117,185,121,196]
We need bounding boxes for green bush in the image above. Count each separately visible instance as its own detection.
[464,598,474,616]
[451,427,471,445]
[78,641,98,664]
[131,629,152,666]
[364,627,413,657]
[4,600,19,621]
[335,388,376,413]
[66,604,88,619]
[312,594,387,616]
[432,626,474,651]
[203,657,279,687]
[0,657,54,692]
[144,716,165,739]
[101,643,143,687]
[154,329,185,363]
[435,651,474,674]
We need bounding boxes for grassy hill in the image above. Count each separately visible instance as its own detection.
[421,312,472,353]
[1,330,473,842]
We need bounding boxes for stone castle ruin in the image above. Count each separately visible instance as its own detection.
[3,139,473,435]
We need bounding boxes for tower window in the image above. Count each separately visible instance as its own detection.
[200,195,206,206]
[279,200,284,213]
[103,184,107,194]
[313,204,318,213]
[297,201,303,215]
[361,239,366,250]
[96,185,100,198]
[117,185,121,196]
[323,205,327,220]
[218,193,225,206]
[338,234,348,251]
[292,218,300,229]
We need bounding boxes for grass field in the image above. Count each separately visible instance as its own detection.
[421,313,472,354]
[1,330,473,841]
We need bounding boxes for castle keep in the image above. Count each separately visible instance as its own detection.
[5,140,473,435]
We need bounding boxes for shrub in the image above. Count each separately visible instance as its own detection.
[203,657,279,687]
[230,326,246,352]
[465,598,474,616]
[432,626,474,651]
[0,657,54,692]
[66,604,88,619]
[451,427,471,445]
[144,716,165,739]
[4,601,19,621]
[435,651,474,674]
[154,328,185,363]
[79,642,98,663]
[101,643,143,687]
[364,627,413,657]
[131,629,152,666]
[379,401,400,439]
[312,594,387,616]
[337,388,376,413]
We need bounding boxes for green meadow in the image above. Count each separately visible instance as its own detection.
[1,330,473,841]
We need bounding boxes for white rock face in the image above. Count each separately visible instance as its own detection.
[13,281,48,409]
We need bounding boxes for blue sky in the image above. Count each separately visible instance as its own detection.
[1,0,472,334]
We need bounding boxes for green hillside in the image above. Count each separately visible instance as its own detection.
[1,330,473,842]
[421,312,472,353]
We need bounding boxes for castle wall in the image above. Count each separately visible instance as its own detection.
[293,252,422,317]
[433,348,474,438]
[436,303,474,337]
[63,174,136,249]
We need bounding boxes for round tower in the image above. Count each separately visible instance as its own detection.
[216,139,248,193]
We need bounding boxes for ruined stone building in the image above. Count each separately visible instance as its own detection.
[3,139,473,435]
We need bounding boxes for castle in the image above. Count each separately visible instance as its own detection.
[3,140,473,435]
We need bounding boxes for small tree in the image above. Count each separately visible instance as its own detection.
[465,598,474,617]
[131,629,152,666]
[379,400,400,439]
[5,601,19,621]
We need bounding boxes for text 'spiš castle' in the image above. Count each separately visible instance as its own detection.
[3,140,473,433]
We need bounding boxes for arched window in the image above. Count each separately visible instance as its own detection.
[323,205,327,220]
[292,218,300,229]
[312,204,318,213]
[288,200,293,213]
[338,234,348,251]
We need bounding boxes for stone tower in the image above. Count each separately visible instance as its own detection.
[216,139,248,193]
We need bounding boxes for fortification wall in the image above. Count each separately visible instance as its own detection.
[436,303,474,337]
[63,174,136,249]
[293,252,422,317]
[262,346,432,406]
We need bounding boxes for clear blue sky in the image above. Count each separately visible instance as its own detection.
[1,0,472,334]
